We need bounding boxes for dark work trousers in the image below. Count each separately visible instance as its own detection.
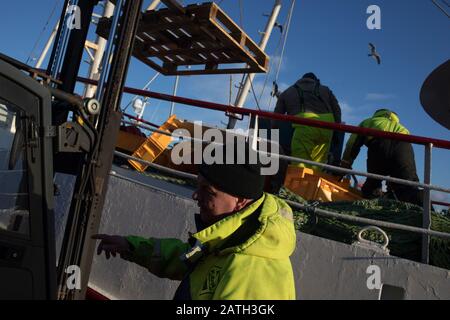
[362,139,424,207]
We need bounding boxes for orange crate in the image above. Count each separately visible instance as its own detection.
[116,130,147,154]
[284,166,362,202]
[128,115,179,172]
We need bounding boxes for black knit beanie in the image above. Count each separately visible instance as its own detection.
[198,142,265,199]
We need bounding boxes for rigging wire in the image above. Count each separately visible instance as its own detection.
[232,0,283,113]
[239,0,244,29]
[274,0,295,83]
[257,23,284,104]
[122,72,160,112]
[228,0,245,106]
[229,74,233,105]
[26,0,60,64]
[268,0,296,111]
[431,0,450,18]
[249,76,261,111]
[234,0,261,110]
[257,0,296,110]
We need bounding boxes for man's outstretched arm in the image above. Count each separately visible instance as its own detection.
[92,234,191,281]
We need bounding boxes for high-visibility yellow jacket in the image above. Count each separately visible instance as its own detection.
[342,109,410,165]
[122,193,297,300]
[274,78,342,170]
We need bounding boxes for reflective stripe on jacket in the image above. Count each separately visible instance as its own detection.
[122,193,297,300]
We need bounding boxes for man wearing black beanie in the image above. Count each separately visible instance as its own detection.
[93,142,296,300]
[195,142,265,226]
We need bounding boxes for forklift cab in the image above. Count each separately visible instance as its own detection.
[0,59,56,299]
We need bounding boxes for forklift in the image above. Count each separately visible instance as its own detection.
[0,0,272,300]
[0,0,144,300]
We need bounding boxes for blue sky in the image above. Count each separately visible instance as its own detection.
[0,0,449,203]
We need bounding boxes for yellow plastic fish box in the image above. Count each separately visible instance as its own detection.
[154,120,220,173]
[128,115,179,172]
[116,130,147,154]
[284,165,362,202]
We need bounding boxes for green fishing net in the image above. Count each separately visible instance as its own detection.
[278,187,450,270]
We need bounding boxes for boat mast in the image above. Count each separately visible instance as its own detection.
[36,21,60,69]
[84,0,162,98]
[227,0,283,129]
[83,1,116,98]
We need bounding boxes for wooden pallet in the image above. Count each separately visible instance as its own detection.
[97,1,269,76]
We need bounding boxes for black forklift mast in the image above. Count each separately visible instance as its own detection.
[47,0,144,299]
[48,0,99,176]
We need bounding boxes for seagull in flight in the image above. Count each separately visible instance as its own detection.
[274,22,284,34]
[368,43,381,65]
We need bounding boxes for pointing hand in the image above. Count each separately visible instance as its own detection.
[91,234,131,260]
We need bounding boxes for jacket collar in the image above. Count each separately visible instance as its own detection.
[192,194,266,253]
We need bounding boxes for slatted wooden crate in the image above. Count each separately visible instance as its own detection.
[97,2,269,76]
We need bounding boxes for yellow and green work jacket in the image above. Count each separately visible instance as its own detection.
[342,109,410,165]
[121,193,297,300]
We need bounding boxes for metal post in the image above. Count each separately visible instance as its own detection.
[227,0,283,129]
[422,143,433,264]
[70,0,145,299]
[85,0,160,98]
[57,0,100,94]
[46,0,71,78]
[170,75,180,116]
[95,0,124,102]
[146,0,161,11]
[36,22,60,69]
[84,1,116,98]
[137,102,146,119]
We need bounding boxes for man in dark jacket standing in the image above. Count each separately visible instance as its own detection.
[273,73,342,171]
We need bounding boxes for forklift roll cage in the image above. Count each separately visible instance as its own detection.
[0,0,448,300]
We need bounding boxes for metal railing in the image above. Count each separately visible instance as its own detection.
[76,77,450,264]
[111,151,450,241]
[432,201,450,207]
[120,117,450,193]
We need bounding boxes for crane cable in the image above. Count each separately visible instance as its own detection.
[249,77,261,110]
[239,0,244,29]
[431,0,450,18]
[238,0,261,111]
[257,26,284,105]
[268,0,296,111]
[225,0,281,111]
[228,0,244,106]
[257,0,296,110]
[244,0,286,111]
[26,0,60,64]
